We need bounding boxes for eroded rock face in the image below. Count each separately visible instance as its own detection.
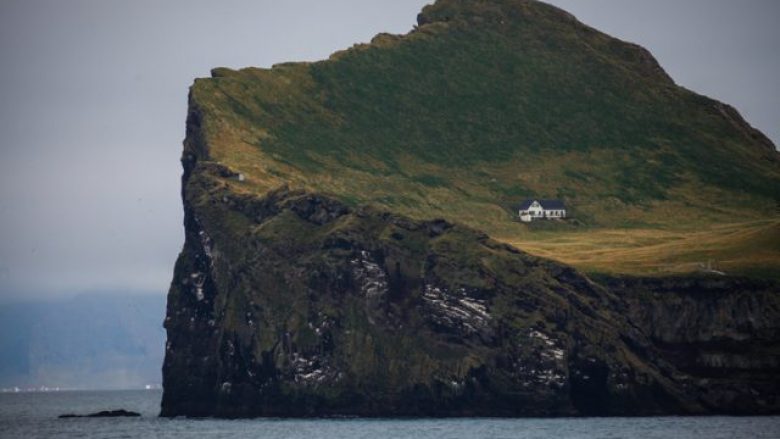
[160,162,780,417]
[605,276,780,415]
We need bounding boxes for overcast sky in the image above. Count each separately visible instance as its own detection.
[0,0,777,301]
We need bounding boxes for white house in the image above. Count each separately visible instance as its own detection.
[518,199,567,222]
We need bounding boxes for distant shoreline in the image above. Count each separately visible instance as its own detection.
[0,386,162,394]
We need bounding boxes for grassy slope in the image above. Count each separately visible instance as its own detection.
[188,0,780,278]
[507,219,780,278]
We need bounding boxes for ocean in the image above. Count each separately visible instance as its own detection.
[1,389,778,439]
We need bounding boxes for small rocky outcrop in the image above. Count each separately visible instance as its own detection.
[59,409,141,418]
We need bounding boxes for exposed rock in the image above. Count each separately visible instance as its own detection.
[161,176,780,417]
[604,275,780,415]
[59,409,140,418]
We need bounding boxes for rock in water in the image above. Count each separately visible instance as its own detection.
[59,410,141,418]
[160,0,780,418]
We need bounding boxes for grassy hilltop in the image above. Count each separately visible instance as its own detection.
[185,0,780,278]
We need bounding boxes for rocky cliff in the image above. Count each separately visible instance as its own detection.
[160,156,779,416]
[161,0,780,417]
[605,276,780,414]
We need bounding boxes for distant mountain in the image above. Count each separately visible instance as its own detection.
[0,293,165,390]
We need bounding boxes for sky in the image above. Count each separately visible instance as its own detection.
[0,0,777,301]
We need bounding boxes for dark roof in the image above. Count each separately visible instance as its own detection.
[518,199,566,210]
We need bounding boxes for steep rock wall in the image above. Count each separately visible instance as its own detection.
[161,157,780,417]
[605,276,780,414]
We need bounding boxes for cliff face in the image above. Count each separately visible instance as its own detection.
[161,172,656,417]
[605,276,780,414]
[160,140,779,416]
[161,0,780,417]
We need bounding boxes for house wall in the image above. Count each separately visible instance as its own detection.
[518,202,567,220]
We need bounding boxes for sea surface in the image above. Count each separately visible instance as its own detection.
[1,389,779,439]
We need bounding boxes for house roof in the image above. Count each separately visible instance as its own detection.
[518,199,566,210]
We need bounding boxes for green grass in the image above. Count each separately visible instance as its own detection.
[186,0,780,278]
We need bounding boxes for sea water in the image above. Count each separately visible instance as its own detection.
[1,389,778,439]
